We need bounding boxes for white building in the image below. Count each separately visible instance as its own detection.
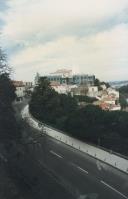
[51,82,77,94]
[12,81,25,100]
[109,104,121,111]
[103,98,116,105]
[15,86,25,98]
[107,88,119,99]
[87,86,98,97]
[100,84,107,90]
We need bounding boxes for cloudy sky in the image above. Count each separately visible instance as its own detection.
[0,0,128,81]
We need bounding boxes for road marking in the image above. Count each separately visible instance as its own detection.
[50,150,63,159]
[69,162,88,175]
[101,180,128,199]
[77,166,88,174]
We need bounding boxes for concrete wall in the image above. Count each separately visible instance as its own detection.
[22,105,128,174]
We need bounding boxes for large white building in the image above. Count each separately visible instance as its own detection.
[46,69,95,86]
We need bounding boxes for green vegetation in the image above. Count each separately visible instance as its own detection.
[30,77,128,156]
[30,77,77,129]
[119,85,128,95]
[74,95,98,104]
[119,85,128,109]
[94,78,110,90]
[119,94,127,109]
[0,48,19,141]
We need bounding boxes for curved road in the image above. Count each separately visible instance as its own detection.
[15,101,128,199]
[25,121,128,199]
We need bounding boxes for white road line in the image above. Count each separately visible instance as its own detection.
[69,162,88,175]
[101,180,128,199]
[50,150,63,159]
[77,166,88,174]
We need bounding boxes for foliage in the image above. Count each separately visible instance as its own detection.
[119,85,128,94]
[119,85,128,109]
[119,94,127,109]
[66,105,128,155]
[100,81,110,88]
[94,78,100,87]
[0,73,16,104]
[30,76,128,156]
[0,47,19,141]
[30,77,77,129]
[74,95,98,103]
[94,78,110,90]
[0,48,11,74]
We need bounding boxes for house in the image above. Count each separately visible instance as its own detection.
[109,104,121,111]
[102,97,116,105]
[87,86,98,97]
[107,88,119,99]
[51,82,77,94]
[100,84,107,90]
[24,82,34,95]
[99,102,121,111]
[12,81,25,100]
[71,85,88,96]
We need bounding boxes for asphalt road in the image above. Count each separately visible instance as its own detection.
[15,101,128,199]
[27,125,128,199]
[11,101,74,199]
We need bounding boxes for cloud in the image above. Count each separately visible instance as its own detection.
[1,0,128,81]
[2,0,128,43]
[9,23,128,81]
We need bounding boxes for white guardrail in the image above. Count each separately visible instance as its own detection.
[22,105,128,174]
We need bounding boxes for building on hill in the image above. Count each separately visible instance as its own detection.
[72,74,95,85]
[46,69,95,86]
[50,81,77,94]
[107,87,119,99]
[70,85,88,96]
[87,86,98,97]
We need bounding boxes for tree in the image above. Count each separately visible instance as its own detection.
[30,77,77,129]
[0,47,18,141]
[30,75,128,156]
[0,73,16,104]
[94,78,100,87]
[119,94,127,109]
[0,47,11,74]
[94,78,110,90]
[119,85,128,94]
[100,81,110,88]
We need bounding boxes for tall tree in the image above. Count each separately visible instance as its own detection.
[0,47,11,74]
[0,47,18,140]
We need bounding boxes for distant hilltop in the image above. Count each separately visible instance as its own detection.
[109,81,128,88]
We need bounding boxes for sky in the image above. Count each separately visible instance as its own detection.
[0,0,128,82]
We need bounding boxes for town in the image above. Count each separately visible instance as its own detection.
[13,69,125,111]
[0,0,128,198]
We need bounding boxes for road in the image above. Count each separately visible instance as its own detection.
[26,122,128,199]
[10,101,74,199]
[14,101,128,199]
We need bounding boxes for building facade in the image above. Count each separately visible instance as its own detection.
[72,75,95,85]
[12,81,25,100]
[47,74,95,86]
[12,81,33,100]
